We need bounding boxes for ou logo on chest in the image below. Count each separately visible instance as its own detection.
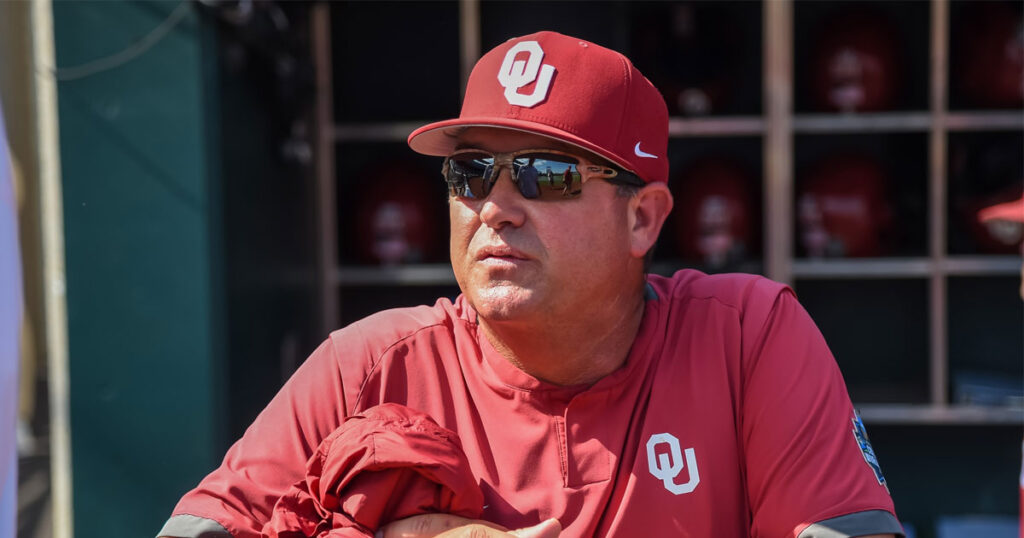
[497,41,556,108]
[646,432,700,495]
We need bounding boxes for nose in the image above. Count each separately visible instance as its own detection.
[478,167,527,230]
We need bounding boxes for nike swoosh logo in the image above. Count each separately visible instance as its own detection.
[634,142,658,159]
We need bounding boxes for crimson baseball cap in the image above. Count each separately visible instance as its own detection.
[408,31,670,184]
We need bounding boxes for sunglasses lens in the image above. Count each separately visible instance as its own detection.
[445,151,584,201]
[446,153,494,198]
[517,153,581,200]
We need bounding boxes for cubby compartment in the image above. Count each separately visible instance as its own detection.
[947,131,1023,256]
[793,0,930,113]
[628,1,763,117]
[655,136,763,274]
[795,278,930,404]
[794,133,928,259]
[335,142,449,267]
[868,424,1023,538]
[480,1,629,53]
[331,1,461,122]
[947,276,1024,406]
[948,0,1024,111]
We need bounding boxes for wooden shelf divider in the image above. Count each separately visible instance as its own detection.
[857,403,1024,425]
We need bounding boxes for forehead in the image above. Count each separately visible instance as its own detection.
[453,126,600,160]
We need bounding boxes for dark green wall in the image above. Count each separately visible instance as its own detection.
[53,1,226,536]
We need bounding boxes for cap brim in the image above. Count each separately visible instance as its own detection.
[408,117,639,178]
[978,196,1024,223]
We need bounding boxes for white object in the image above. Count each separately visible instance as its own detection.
[497,41,555,107]
[0,94,22,538]
[936,515,1018,538]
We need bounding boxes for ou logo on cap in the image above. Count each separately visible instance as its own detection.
[646,433,700,495]
[497,41,556,107]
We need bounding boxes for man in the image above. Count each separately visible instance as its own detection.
[976,193,1024,526]
[977,194,1024,299]
[161,32,902,538]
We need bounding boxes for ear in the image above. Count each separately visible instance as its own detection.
[627,182,674,259]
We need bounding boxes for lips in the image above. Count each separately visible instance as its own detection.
[476,244,530,262]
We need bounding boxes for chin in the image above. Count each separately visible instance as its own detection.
[468,283,541,321]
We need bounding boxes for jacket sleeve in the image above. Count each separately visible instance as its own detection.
[739,284,903,538]
[159,337,354,538]
[262,403,483,538]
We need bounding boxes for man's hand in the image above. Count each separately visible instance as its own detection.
[377,514,561,538]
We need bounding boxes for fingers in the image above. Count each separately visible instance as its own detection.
[509,519,561,538]
[378,514,506,538]
[377,514,561,538]
[432,519,560,538]
[435,523,511,538]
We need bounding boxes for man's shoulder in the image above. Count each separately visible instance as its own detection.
[328,296,470,352]
[647,269,791,312]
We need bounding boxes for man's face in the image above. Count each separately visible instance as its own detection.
[448,127,638,323]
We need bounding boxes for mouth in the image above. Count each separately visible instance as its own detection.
[476,244,530,263]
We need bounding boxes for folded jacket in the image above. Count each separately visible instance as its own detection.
[261,403,484,538]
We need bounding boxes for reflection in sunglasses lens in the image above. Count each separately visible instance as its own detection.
[445,151,599,201]
[519,166,540,198]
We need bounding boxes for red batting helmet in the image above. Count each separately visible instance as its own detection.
[674,157,757,268]
[809,9,902,113]
[798,154,894,258]
[353,162,442,266]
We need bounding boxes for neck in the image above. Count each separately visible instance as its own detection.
[477,280,648,386]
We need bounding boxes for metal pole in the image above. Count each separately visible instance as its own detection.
[928,0,949,406]
[312,3,339,335]
[459,0,480,98]
[764,0,793,285]
[29,0,73,534]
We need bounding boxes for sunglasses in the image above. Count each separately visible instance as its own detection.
[442,148,645,201]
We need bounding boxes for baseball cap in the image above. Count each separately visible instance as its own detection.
[978,195,1024,224]
[408,31,669,184]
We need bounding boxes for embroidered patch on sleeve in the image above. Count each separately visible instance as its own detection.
[852,411,889,492]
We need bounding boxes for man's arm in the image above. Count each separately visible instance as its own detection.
[159,337,351,538]
[740,284,904,538]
